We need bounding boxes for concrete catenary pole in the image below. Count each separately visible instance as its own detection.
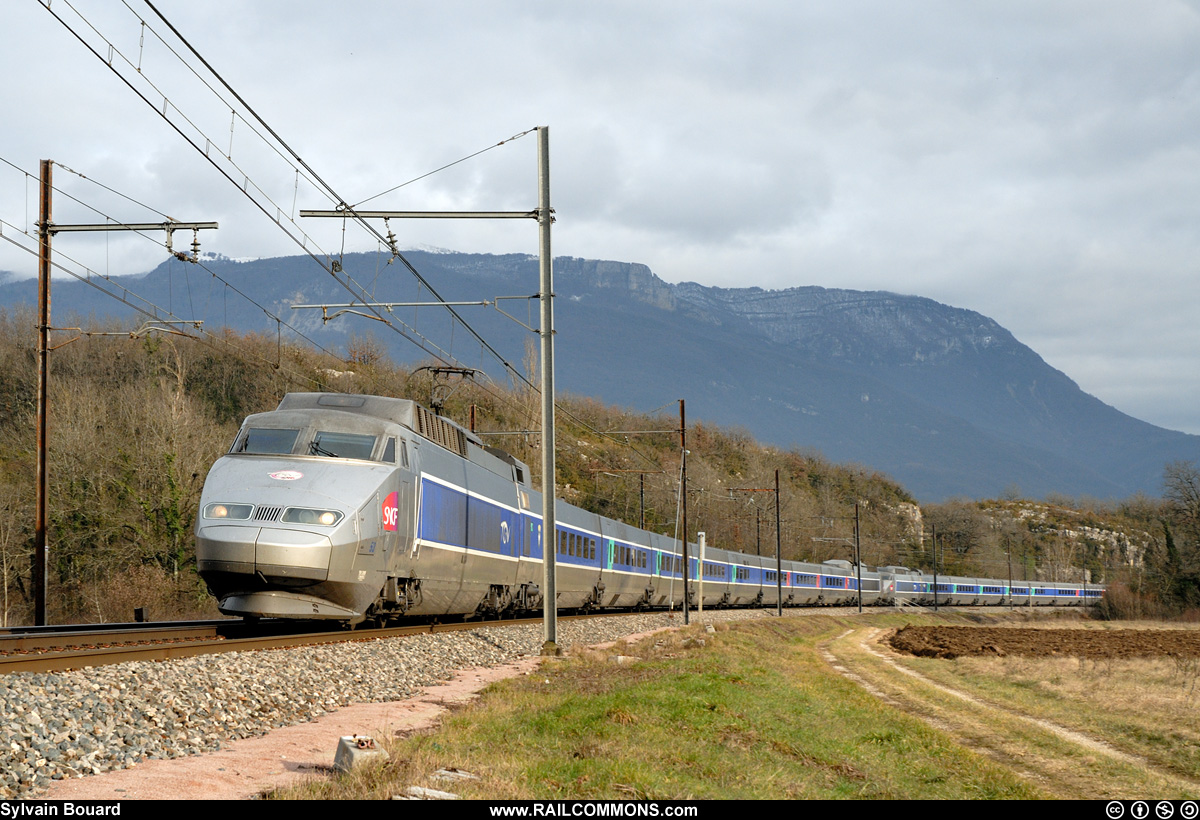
[681,399,689,625]
[538,126,559,656]
[855,501,863,614]
[932,524,940,613]
[775,469,783,617]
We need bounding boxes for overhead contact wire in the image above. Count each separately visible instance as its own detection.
[45,2,668,474]
[42,0,459,369]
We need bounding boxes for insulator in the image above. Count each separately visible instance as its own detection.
[384,217,399,260]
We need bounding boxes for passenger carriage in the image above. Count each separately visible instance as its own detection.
[196,392,1104,624]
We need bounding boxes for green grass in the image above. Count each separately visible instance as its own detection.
[273,615,1044,800]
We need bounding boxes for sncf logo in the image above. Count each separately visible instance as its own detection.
[383,491,399,532]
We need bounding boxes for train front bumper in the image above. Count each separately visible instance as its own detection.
[196,524,333,581]
[216,590,359,620]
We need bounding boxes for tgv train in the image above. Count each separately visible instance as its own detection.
[194,393,1102,624]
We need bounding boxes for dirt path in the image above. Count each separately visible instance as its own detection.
[821,626,1200,799]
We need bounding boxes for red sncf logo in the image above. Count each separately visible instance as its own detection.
[383,491,399,532]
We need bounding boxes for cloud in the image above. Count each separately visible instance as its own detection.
[5,0,1200,434]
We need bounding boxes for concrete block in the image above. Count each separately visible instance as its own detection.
[333,735,389,773]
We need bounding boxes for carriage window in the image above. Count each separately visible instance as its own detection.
[236,428,300,454]
[309,431,377,460]
[383,438,397,463]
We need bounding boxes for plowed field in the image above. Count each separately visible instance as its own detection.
[889,625,1200,659]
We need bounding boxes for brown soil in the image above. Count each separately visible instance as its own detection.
[888,625,1200,660]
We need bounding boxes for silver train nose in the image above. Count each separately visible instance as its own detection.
[196,523,334,581]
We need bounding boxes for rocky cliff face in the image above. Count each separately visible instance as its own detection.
[422,254,679,311]
[674,283,1020,366]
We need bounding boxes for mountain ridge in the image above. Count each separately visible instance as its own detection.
[1,250,1194,502]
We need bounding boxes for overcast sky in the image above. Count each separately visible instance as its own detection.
[4,1,1200,434]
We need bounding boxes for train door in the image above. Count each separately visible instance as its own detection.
[353,495,386,583]
[384,477,414,574]
[515,489,541,598]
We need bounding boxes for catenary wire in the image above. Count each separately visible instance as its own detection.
[41,0,461,369]
[128,2,671,472]
[0,155,344,361]
[38,1,686,478]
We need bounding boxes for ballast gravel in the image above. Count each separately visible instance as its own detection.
[2,610,766,799]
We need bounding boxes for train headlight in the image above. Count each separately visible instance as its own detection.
[282,507,343,526]
[204,503,253,520]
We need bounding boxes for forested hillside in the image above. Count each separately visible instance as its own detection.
[0,308,915,625]
[0,307,1192,626]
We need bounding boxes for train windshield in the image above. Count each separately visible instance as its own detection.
[308,431,377,460]
[236,428,300,454]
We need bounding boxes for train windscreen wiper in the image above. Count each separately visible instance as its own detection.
[309,439,338,457]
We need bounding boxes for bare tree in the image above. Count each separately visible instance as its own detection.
[1162,461,1200,609]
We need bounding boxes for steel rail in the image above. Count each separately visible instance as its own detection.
[0,625,223,654]
[0,619,303,653]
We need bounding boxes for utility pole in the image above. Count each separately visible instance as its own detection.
[854,501,863,614]
[585,469,662,530]
[34,161,51,627]
[680,399,689,624]
[33,159,217,625]
[775,469,782,617]
[1007,544,1014,610]
[730,470,783,616]
[931,524,939,613]
[536,127,557,655]
[300,128,559,652]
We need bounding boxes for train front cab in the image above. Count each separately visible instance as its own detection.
[196,405,415,623]
[879,566,925,606]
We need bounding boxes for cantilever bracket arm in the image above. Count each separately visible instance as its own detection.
[45,320,203,349]
[292,295,541,333]
[301,209,545,221]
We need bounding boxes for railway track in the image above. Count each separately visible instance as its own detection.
[0,614,596,675]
